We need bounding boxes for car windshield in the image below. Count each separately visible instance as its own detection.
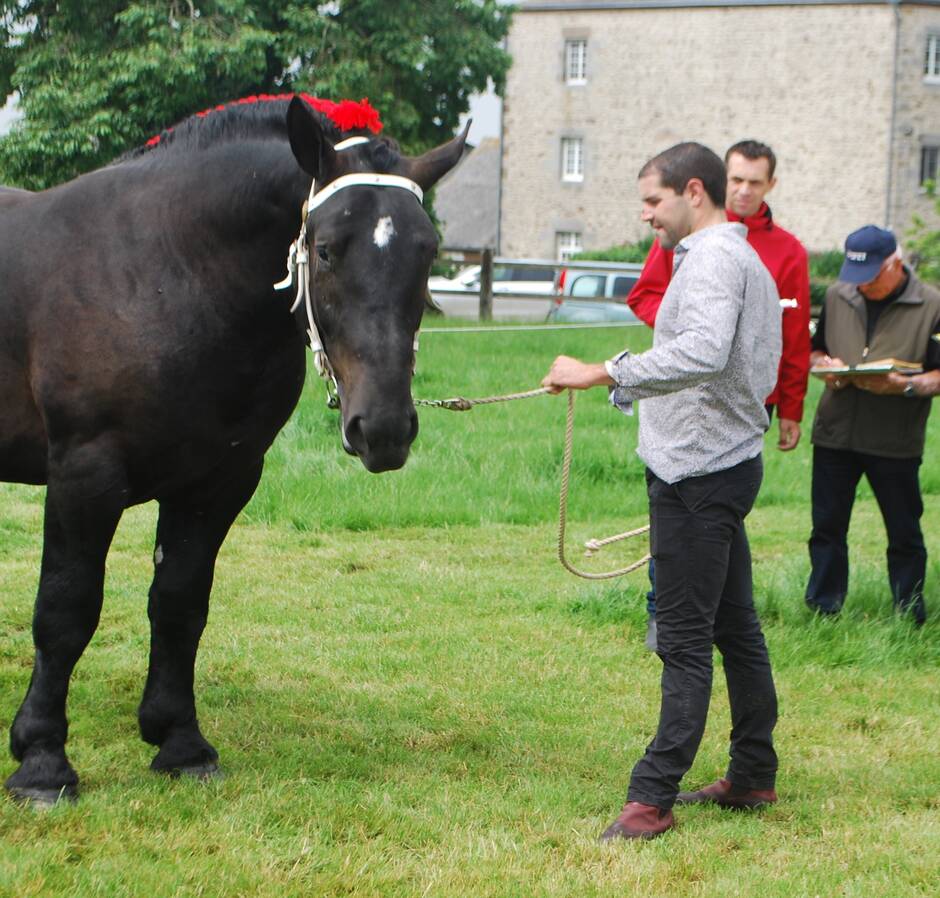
[570,274,605,297]
[514,267,555,281]
[492,266,555,282]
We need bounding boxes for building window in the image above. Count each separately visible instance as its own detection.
[921,145,939,187]
[925,34,940,82]
[561,137,584,182]
[556,231,583,261]
[565,40,587,84]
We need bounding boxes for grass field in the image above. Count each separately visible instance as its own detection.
[1,322,939,897]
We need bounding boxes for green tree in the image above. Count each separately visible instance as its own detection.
[907,181,940,284]
[0,0,511,189]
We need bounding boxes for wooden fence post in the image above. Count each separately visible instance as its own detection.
[479,248,494,321]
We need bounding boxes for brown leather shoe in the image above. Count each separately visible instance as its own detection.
[676,778,777,809]
[599,801,675,841]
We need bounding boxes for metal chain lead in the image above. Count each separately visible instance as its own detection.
[413,386,553,411]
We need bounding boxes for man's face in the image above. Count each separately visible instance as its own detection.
[638,172,693,250]
[726,153,776,218]
[858,255,904,300]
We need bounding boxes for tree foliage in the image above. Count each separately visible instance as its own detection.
[907,181,940,285]
[0,0,511,189]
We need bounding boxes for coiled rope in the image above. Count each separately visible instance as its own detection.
[416,386,650,579]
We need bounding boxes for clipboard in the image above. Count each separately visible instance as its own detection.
[810,358,923,378]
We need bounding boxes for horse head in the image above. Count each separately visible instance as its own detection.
[286,97,467,473]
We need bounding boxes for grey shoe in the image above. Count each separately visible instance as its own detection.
[645,615,658,653]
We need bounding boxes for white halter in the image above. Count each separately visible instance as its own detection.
[274,136,424,401]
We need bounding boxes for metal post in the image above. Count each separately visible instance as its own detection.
[479,248,494,321]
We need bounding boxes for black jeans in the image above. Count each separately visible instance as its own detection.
[628,456,778,809]
[806,446,926,624]
[644,406,775,618]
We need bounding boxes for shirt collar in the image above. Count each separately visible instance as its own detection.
[676,221,747,257]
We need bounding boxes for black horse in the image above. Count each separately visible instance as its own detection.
[0,95,467,804]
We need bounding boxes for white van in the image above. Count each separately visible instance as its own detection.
[428,264,556,297]
[428,263,557,320]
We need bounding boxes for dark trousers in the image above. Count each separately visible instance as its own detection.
[645,405,775,617]
[628,456,778,809]
[806,446,926,624]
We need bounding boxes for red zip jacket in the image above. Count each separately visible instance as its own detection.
[627,204,811,421]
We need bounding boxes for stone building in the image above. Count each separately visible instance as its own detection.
[499,0,940,258]
[435,138,500,259]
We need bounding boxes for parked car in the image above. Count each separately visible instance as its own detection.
[546,265,644,323]
[428,263,556,296]
[428,263,558,320]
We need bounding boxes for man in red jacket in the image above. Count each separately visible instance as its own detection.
[629,139,810,451]
[629,140,810,652]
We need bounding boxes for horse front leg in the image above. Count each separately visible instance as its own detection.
[138,462,263,777]
[5,448,126,805]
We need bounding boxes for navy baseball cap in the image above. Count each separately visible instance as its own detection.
[838,225,897,284]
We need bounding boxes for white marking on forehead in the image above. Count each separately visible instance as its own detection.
[373,216,395,248]
[154,545,164,565]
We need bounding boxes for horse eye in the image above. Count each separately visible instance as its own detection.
[315,244,331,269]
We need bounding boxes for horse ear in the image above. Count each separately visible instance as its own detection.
[287,96,337,179]
[404,119,471,191]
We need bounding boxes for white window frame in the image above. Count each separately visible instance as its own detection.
[556,231,583,262]
[921,145,939,188]
[561,137,584,183]
[925,34,940,83]
[565,39,587,85]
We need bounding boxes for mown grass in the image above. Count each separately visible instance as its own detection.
[1,322,938,897]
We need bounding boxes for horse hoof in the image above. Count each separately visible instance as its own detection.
[177,761,223,781]
[156,760,223,781]
[6,784,78,809]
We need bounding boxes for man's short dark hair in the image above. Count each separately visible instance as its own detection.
[638,142,726,208]
[725,139,777,179]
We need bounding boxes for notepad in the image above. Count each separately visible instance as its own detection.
[810,358,923,377]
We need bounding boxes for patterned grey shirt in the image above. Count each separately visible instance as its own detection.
[606,222,781,484]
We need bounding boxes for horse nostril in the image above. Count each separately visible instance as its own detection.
[344,414,367,454]
[408,409,419,443]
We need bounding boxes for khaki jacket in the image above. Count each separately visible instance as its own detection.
[812,272,940,458]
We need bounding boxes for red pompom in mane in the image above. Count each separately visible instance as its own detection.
[145,94,383,148]
[303,96,383,134]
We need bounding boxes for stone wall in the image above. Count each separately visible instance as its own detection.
[499,3,938,257]
[892,7,940,240]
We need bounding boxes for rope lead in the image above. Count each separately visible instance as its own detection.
[416,385,649,580]
[556,389,650,580]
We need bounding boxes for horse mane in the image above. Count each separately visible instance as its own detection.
[122,94,400,169]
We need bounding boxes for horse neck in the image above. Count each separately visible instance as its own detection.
[147,140,311,299]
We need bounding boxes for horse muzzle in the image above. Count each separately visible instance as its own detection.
[341,406,419,473]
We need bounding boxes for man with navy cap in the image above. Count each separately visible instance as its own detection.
[808,225,940,625]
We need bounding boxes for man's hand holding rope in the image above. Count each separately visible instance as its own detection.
[541,355,615,393]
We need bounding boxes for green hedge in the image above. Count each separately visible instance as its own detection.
[570,236,654,264]
[809,250,843,310]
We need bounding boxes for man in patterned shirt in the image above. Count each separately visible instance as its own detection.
[542,142,782,841]
[629,140,810,653]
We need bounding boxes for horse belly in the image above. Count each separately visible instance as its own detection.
[119,351,305,505]
[0,359,48,484]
